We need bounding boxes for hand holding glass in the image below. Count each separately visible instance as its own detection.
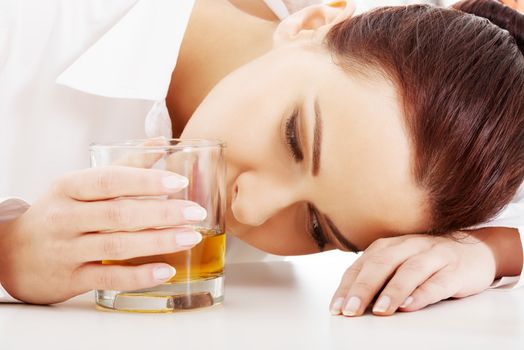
[91,139,226,312]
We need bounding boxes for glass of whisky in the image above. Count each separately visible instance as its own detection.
[90,139,226,312]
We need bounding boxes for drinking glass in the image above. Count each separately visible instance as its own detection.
[91,139,226,312]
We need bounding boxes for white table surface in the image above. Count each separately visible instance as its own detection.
[1,251,523,350]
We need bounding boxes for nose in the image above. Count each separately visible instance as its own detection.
[231,170,298,227]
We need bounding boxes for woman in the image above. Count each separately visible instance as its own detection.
[0,0,522,317]
[180,0,524,316]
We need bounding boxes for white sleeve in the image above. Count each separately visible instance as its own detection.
[262,0,322,19]
[0,197,29,303]
[279,0,322,14]
[474,184,524,290]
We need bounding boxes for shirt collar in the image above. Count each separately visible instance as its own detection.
[56,0,195,101]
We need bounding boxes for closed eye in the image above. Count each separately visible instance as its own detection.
[307,203,329,251]
[285,107,304,162]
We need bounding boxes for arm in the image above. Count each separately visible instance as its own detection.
[0,166,204,305]
[329,182,524,316]
[329,227,523,317]
[472,227,523,281]
[0,198,30,302]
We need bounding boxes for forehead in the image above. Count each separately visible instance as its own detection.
[292,48,429,235]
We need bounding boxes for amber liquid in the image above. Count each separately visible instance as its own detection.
[103,228,225,283]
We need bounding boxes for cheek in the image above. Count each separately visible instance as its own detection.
[181,59,312,254]
[182,71,294,183]
[182,56,294,144]
[182,78,274,146]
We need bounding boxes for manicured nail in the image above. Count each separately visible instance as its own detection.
[400,296,414,308]
[330,297,345,315]
[183,206,207,221]
[342,296,361,316]
[373,295,391,313]
[175,231,202,247]
[162,175,189,189]
[153,266,176,281]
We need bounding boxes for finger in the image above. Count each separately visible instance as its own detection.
[73,198,207,232]
[58,166,188,201]
[73,228,202,262]
[371,247,452,316]
[72,262,177,294]
[400,267,461,312]
[329,237,406,315]
[340,241,430,317]
[329,254,365,315]
[112,138,168,168]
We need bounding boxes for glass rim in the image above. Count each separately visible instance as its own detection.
[90,138,226,151]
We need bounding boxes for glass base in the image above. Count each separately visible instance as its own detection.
[95,276,224,313]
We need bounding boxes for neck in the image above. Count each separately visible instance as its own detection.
[166,0,277,137]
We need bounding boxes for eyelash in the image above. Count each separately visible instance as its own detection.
[307,203,328,251]
[285,108,304,162]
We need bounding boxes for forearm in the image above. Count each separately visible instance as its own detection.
[0,219,22,302]
[469,227,523,278]
[0,197,30,293]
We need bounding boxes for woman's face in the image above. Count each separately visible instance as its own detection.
[181,43,429,255]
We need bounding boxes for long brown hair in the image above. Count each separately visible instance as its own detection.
[325,0,524,233]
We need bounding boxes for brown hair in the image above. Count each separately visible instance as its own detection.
[325,0,524,233]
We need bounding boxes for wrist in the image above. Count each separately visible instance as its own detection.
[0,219,19,278]
[469,227,523,278]
[0,220,12,286]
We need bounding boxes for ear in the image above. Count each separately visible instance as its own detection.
[273,1,356,47]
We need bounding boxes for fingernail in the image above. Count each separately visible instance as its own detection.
[153,266,176,281]
[400,296,413,308]
[342,296,361,316]
[175,231,202,247]
[162,175,189,189]
[183,206,207,221]
[330,297,345,315]
[373,295,391,313]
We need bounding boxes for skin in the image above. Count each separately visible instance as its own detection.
[173,0,429,255]
[501,0,524,12]
[0,0,521,314]
[181,44,429,254]
[174,0,523,316]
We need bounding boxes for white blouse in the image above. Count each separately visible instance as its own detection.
[0,0,279,302]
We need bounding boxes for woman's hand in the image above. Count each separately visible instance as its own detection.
[0,166,207,304]
[329,228,522,317]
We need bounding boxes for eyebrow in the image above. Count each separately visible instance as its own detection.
[325,216,360,253]
[307,99,357,252]
[312,98,322,176]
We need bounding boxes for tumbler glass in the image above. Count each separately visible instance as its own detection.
[91,139,226,312]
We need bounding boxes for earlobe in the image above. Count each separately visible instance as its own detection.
[273,1,356,47]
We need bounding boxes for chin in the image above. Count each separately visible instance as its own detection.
[224,211,248,239]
